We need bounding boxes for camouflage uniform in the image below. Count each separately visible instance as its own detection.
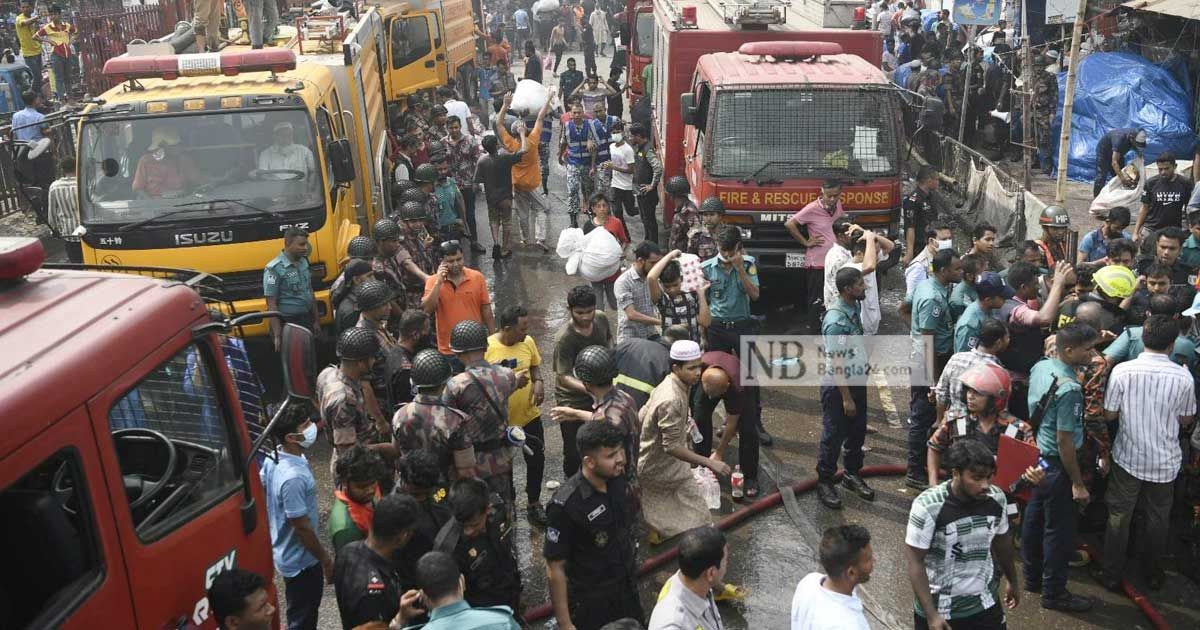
[371,252,410,314]
[443,360,521,512]
[357,315,402,413]
[686,224,720,260]
[400,224,436,311]
[1032,70,1059,168]
[316,365,382,459]
[392,392,473,481]
[591,387,642,511]
[667,200,701,253]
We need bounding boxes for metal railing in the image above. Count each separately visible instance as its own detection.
[76,0,191,97]
[933,132,1026,255]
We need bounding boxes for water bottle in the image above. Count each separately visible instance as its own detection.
[731,465,744,499]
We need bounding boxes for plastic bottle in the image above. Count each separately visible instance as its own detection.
[731,465,744,499]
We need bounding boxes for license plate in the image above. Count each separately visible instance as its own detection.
[785,252,806,268]
[738,227,752,239]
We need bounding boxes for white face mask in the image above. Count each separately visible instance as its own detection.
[937,238,954,251]
[611,133,623,143]
[297,423,318,449]
[151,148,166,161]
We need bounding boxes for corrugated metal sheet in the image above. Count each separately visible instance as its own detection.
[1121,0,1200,20]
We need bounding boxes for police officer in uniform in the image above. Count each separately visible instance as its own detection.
[544,420,643,630]
[332,493,423,629]
[689,197,724,260]
[398,201,436,311]
[630,122,663,243]
[443,320,530,520]
[1035,205,1071,269]
[434,477,522,614]
[317,328,394,468]
[1032,54,1058,174]
[560,102,595,228]
[392,349,476,482]
[666,176,699,253]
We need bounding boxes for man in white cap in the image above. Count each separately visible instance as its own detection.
[637,340,730,544]
[257,121,317,184]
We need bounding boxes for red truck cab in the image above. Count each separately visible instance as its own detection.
[0,237,311,629]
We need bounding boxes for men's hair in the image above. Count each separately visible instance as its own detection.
[835,267,863,293]
[916,165,937,183]
[628,122,648,139]
[598,620,644,630]
[1074,266,1094,287]
[21,90,38,104]
[1148,293,1179,316]
[1156,226,1186,247]
[1189,211,1200,228]
[399,449,442,489]
[374,493,420,540]
[440,240,463,256]
[1056,321,1099,352]
[399,309,429,339]
[416,551,462,600]
[960,253,984,276]
[481,134,499,153]
[659,260,682,284]
[283,226,309,245]
[447,115,463,128]
[576,419,625,457]
[1156,151,1177,164]
[818,524,871,578]
[498,304,528,330]
[1142,314,1178,351]
[334,445,387,486]
[270,403,310,441]
[59,156,76,173]
[662,324,692,344]
[437,86,455,99]
[1006,261,1038,291]
[832,217,854,236]
[925,222,951,241]
[1017,240,1041,256]
[1107,206,1131,226]
[207,569,267,629]
[1146,263,1172,279]
[716,224,742,251]
[931,249,957,272]
[972,223,996,240]
[821,178,843,191]
[567,284,598,309]
[1107,238,1137,260]
[448,477,491,523]
[634,240,662,261]
[677,526,727,580]
[978,318,1009,348]
[851,238,868,255]
[609,119,625,133]
[399,134,420,150]
[588,192,609,211]
[945,438,996,475]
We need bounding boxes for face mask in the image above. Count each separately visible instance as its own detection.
[297,423,318,449]
[611,133,623,143]
[151,148,166,161]
[937,239,953,250]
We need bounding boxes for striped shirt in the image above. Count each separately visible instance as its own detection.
[47,176,79,240]
[906,481,1008,620]
[1103,352,1196,483]
[933,349,1001,418]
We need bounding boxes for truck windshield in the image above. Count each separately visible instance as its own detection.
[708,88,900,179]
[79,109,324,224]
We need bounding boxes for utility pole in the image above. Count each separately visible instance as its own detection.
[957,25,974,145]
[1055,0,1088,203]
[1020,0,1033,191]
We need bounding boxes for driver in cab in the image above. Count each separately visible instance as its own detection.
[131,126,204,198]
[255,121,316,182]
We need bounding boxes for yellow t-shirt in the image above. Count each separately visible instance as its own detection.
[484,333,542,427]
[15,15,41,58]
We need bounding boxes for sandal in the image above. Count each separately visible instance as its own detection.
[647,528,664,546]
[743,480,760,499]
[714,583,748,602]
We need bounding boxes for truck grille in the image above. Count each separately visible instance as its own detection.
[211,264,328,303]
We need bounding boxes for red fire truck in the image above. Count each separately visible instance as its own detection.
[0,237,313,629]
[625,0,906,273]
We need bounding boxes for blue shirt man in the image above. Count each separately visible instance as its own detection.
[702,254,759,323]
[1078,227,1131,263]
[1103,325,1198,370]
[264,228,318,337]
[910,276,953,357]
[513,8,530,29]
[262,448,320,577]
[11,103,46,142]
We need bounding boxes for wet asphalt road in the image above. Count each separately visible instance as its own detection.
[29,47,1200,630]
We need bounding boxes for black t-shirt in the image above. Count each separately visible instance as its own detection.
[474,151,524,205]
[333,541,410,629]
[1141,174,1194,230]
[543,473,636,588]
[902,187,936,243]
[434,517,521,609]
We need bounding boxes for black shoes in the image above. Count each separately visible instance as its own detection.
[470,242,487,253]
[1145,569,1166,591]
[757,426,774,446]
[491,245,502,260]
[1090,566,1121,593]
[1041,592,1093,613]
[842,474,876,501]
[527,503,548,529]
[817,481,842,510]
[905,475,929,490]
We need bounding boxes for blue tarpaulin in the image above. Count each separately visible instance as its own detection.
[1051,52,1196,182]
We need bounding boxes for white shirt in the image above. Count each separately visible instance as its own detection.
[790,573,870,630]
[444,99,471,130]
[822,244,853,309]
[846,261,880,335]
[258,143,316,177]
[47,176,80,241]
[648,572,724,630]
[904,247,934,302]
[610,142,635,190]
[1103,352,1196,483]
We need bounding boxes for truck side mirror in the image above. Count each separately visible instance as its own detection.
[280,323,315,400]
[327,138,356,185]
[681,93,697,126]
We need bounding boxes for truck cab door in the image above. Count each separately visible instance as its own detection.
[0,407,136,630]
[87,335,277,630]
[386,11,441,100]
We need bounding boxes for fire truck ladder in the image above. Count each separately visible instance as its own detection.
[706,0,790,28]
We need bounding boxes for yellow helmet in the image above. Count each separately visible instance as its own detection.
[1093,264,1136,299]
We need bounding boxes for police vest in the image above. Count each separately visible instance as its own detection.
[591,115,618,161]
[565,121,591,166]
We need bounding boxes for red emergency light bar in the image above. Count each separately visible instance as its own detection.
[103,49,297,82]
[0,237,46,281]
[738,41,844,60]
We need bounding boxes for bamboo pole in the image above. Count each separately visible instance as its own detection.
[1054,0,1088,204]
[1021,0,1033,191]
[957,25,975,145]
